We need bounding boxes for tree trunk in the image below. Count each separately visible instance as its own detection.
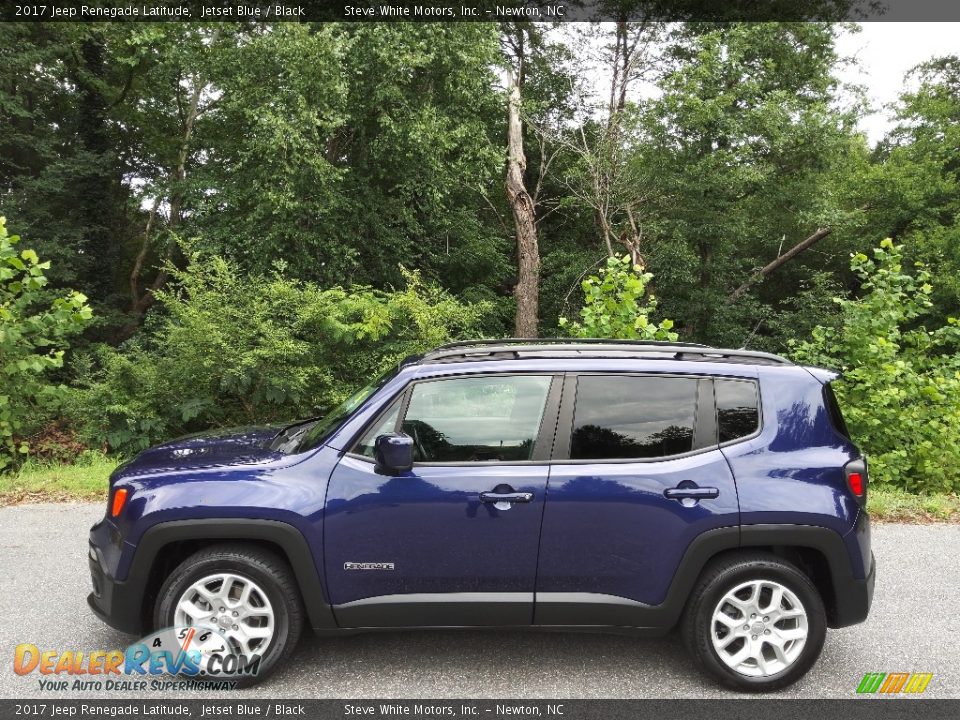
[129,196,160,312]
[506,65,540,338]
[117,75,207,343]
[74,36,121,305]
[727,227,834,302]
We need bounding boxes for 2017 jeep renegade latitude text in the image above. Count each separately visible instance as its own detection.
[88,339,875,690]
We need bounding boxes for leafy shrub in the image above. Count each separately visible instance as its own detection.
[20,420,92,464]
[559,254,679,341]
[67,252,489,453]
[792,239,960,493]
[0,217,92,471]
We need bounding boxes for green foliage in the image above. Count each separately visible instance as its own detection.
[0,24,138,322]
[2,20,959,500]
[0,218,92,471]
[792,239,960,493]
[856,56,960,328]
[633,23,864,345]
[67,252,489,454]
[559,255,679,341]
[189,24,508,296]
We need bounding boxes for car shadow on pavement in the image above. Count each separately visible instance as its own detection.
[263,629,714,698]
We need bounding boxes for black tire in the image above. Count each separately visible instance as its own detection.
[154,543,303,686]
[681,552,827,692]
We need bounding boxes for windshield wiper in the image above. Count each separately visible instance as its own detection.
[270,419,319,453]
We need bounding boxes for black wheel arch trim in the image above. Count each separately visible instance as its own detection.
[738,523,873,628]
[90,518,336,635]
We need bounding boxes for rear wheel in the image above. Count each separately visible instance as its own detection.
[682,553,826,691]
[154,544,303,685]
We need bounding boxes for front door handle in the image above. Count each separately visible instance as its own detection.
[480,491,534,504]
[664,486,719,501]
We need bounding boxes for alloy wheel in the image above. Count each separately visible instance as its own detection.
[710,579,809,677]
[174,572,275,658]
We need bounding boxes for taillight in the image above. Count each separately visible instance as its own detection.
[844,458,867,503]
[110,488,129,518]
[848,472,864,497]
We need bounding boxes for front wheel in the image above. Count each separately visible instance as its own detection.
[154,544,303,685]
[681,553,827,691]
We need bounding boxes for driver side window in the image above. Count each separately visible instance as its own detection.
[401,375,552,463]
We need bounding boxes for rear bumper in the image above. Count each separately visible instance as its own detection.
[831,550,875,628]
[740,523,875,629]
[88,541,143,635]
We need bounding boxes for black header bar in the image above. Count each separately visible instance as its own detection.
[2,699,960,719]
[3,0,960,23]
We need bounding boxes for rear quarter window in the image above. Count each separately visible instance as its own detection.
[823,382,851,440]
[715,379,760,443]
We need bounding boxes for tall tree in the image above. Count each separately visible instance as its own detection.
[635,22,865,345]
[502,24,541,338]
[0,24,135,322]
[858,55,960,325]
[189,24,507,304]
[109,24,237,336]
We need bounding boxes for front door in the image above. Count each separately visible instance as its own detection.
[325,373,561,628]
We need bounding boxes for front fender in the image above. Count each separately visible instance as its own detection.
[89,518,336,635]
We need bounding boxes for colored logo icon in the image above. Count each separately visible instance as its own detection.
[856,672,933,694]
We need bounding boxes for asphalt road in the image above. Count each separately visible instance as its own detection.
[1,503,957,699]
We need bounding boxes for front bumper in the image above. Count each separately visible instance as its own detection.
[88,540,143,635]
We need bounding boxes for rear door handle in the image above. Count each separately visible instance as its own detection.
[480,491,534,504]
[664,486,719,500]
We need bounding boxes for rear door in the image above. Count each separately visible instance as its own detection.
[534,372,741,625]
[325,373,562,628]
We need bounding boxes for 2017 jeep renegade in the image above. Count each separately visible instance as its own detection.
[88,339,875,691]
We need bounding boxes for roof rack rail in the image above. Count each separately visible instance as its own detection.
[422,338,792,367]
[432,337,712,351]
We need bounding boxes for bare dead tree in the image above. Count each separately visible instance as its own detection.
[541,20,661,265]
[608,18,655,121]
[503,25,541,338]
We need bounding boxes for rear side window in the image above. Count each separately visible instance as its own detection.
[823,382,851,440]
[716,379,760,443]
[570,376,698,460]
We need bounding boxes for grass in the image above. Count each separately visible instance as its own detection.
[1,455,958,523]
[867,486,960,523]
[0,453,119,506]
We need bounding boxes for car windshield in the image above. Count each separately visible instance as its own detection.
[292,367,401,454]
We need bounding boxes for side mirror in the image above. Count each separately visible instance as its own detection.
[374,433,414,475]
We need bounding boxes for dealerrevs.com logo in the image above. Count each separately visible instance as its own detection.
[13,627,260,691]
[856,672,934,695]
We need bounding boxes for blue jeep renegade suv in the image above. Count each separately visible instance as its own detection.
[88,339,874,690]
